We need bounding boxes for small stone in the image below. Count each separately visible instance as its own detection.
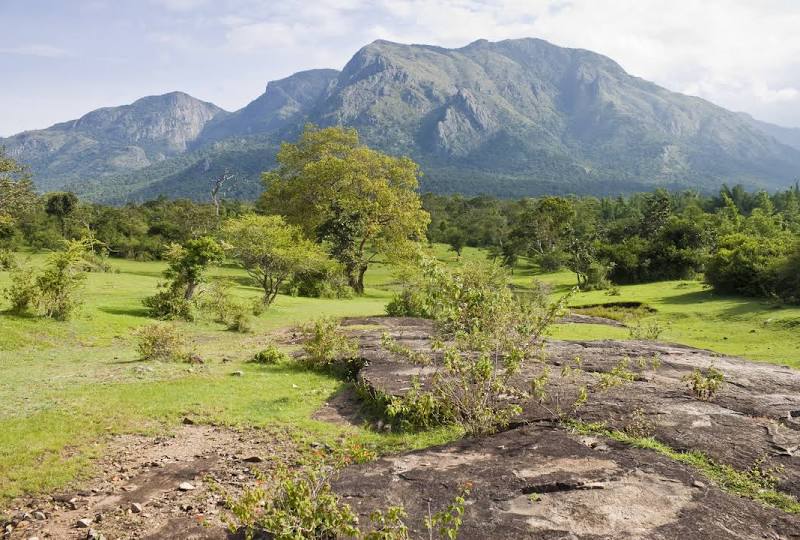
[76,518,93,528]
[182,417,196,425]
[33,511,46,521]
[231,371,244,377]
[130,502,143,513]
[242,456,263,463]
[178,482,195,491]
[87,529,105,540]
[692,480,706,489]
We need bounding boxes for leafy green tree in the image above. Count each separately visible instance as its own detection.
[143,236,224,320]
[446,227,466,257]
[45,192,79,236]
[0,150,37,234]
[222,214,328,305]
[164,236,224,300]
[259,125,429,294]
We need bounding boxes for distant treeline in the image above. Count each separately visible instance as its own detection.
[2,177,800,303]
[424,184,800,302]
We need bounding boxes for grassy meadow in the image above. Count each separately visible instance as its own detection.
[1,245,799,506]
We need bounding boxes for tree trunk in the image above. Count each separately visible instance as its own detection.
[356,265,367,295]
[347,264,367,295]
[184,281,197,300]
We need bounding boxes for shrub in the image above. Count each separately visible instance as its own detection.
[3,267,37,313]
[385,288,427,317]
[299,318,359,371]
[628,318,665,340]
[222,466,360,540]
[705,233,788,298]
[683,366,724,401]
[33,239,90,320]
[381,257,574,437]
[252,344,289,365]
[221,464,467,540]
[143,283,194,321]
[226,306,253,333]
[134,323,187,361]
[81,251,113,273]
[289,261,353,299]
[580,261,611,291]
[197,279,252,332]
[0,248,18,270]
[536,250,566,272]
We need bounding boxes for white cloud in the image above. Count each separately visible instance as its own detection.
[150,0,209,12]
[0,44,70,58]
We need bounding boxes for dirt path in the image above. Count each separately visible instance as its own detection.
[2,424,303,540]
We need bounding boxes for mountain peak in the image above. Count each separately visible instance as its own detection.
[4,37,800,201]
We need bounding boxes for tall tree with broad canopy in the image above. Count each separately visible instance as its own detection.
[259,125,429,294]
[222,214,328,306]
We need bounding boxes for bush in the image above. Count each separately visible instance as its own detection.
[683,366,724,401]
[299,318,358,370]
[385,288,428,317]
[197,280,252,332]
[0,248,18,270]
[705,233,788,298]
[381,257,574,436]
[21,239,90,320]
[628,318,666,340]
[289,262,352,299]
[143,283,194,321]
[221,463,467,540]
[580,261,611,291]
[226,306,253,333]
[134,323,187,361]
[3,267,37,313]
[252,345,290,365]
[536,250,566,272]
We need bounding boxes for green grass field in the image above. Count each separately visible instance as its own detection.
[0,245,798,505]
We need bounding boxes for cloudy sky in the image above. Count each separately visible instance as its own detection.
[2,0,800,136]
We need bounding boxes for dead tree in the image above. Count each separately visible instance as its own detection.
[211,170,236,218]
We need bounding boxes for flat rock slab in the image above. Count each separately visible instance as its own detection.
[346,317,800,497]
[334,424,800,539]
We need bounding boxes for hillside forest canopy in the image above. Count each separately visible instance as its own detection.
[1,125,800,307]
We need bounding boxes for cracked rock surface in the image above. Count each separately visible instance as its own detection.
[341,316,800,537]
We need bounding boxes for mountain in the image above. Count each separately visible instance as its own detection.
[5,38,800,201]
[0,92,226,192]
[739,112,800,151]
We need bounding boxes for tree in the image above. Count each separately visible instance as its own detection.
[45,192,79,236]
[0,149,37,232]
[143,236,224,320]
[164,236,224,300]
[259,125,429,294]
[222,214,328,305]
[445,227,466,258]
[211,170,236,218]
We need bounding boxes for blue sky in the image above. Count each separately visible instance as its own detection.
[2,0,800,136]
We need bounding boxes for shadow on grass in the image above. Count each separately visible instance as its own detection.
[99,306,150,318]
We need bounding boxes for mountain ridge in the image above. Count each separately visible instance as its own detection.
[4,37,800,201]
